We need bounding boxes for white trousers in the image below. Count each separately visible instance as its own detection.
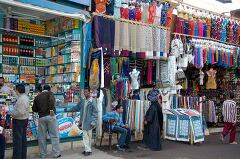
[83,130,92,152]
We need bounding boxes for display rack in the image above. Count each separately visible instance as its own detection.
[0,28,81,86]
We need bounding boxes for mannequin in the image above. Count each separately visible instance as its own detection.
[160,88,170,110]
[199,69,204,85]
[129,68,140,90]
[206,67,217,89]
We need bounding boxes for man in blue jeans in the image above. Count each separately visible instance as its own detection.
[102,105,131,151]
[33,85,61,158]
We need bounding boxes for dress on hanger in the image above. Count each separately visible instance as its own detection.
[206,69,217,89]
[135,6,142,21]
[154,4,162,25]
[148,3,156,24]
[95,0,108,14]
[141,3,149,23]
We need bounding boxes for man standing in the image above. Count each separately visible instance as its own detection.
[9,84,29,159]
[65,87,98,156]
[221,92,238,144]
[32,85,61,158]
[0,77,12,94]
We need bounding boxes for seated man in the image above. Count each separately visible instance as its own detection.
[102,104,131,151]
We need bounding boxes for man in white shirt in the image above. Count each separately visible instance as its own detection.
[0,77,12,94]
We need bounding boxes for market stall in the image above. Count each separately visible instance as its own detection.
[0,0,90,144]
[169,2,240,130]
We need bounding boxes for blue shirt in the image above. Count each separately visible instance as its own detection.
[102,111,125,128]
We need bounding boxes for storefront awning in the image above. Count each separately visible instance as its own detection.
[0,0,90,21]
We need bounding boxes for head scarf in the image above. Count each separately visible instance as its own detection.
[147,89,160,102]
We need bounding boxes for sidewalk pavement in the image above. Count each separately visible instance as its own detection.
[27,147,122,159]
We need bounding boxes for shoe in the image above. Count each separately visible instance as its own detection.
[230,141,237,145]
[82,151,86,155]
[116,145,126,152]
[123,144,130,149]
[54,154,61,158]
[220,134,224,142]
[84,152,92,156]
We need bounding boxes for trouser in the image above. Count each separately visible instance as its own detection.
[82,130,92,152]
[38,115,61,158]
[12,119,28,159]
[113,126,131,147]
[222,122,236,143]
[0,134,5,159]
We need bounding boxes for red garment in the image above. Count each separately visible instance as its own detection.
[148,4,156,24]
[135,7,142,21]
[230,54,233,67]
[120,7,129,19]
[229,21,234,43]
[166,8,174,27]
[95,0,107,14]
[222,122,236,143]
[147,60,153,84]
[189,19,195,36]
[198,21,203,37]
[237,23,240,45]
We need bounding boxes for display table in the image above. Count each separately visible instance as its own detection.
[164,108,204,144]
[1,104,82,144]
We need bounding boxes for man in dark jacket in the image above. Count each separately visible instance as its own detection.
[32,85,61,158]
[65,87,98,156]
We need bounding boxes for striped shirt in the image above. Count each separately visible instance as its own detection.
[222,100,237,123]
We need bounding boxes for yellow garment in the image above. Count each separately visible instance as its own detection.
[89,59,99,90]
[206,75,217,89]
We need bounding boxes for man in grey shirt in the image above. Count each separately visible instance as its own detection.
[9,84,29,159]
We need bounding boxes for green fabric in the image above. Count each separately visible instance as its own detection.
[110,58,118,75]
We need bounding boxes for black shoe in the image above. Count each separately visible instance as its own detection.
[54,155,61,158]
[82,151,86,154]
[84,152,92,156]
[123,145,130,149]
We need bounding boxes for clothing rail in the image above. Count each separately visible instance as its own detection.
[172,32,240,48]
[92,12,170,31]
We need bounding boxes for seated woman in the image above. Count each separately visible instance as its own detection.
[102,104,131,151]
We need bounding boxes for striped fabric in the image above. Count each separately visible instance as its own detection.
[222,100,237,123]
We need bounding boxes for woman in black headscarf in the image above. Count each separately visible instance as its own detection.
[143,89,163,151]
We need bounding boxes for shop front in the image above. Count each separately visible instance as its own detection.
[0,0,90,144]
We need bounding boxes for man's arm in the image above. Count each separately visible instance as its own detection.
[32,98,38,112]
[49,92,56,112]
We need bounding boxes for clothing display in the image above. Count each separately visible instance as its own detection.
[125,99,150,140]
[130,69,140,90]
[206,69,217,90]
[175,8,240,46]
[199,70,204,85]
[89,1,240,141]
[93,15,170,59]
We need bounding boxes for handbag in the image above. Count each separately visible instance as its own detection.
[176,68,186,80]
